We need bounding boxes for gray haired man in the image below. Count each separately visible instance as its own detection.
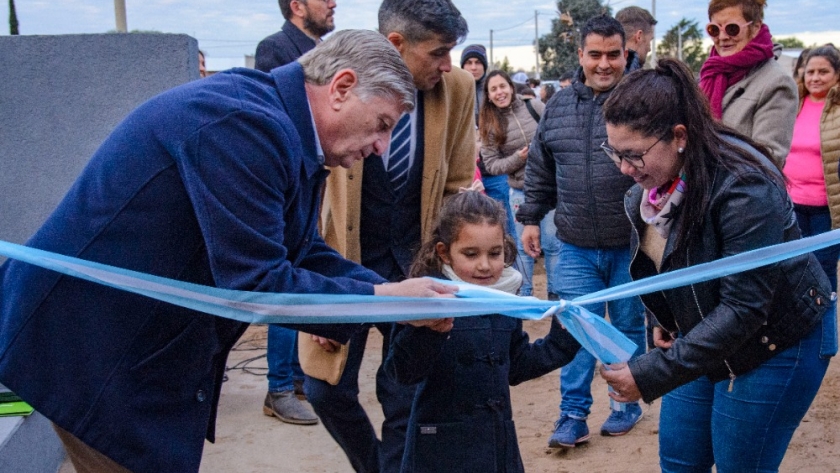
[0,29,457,473]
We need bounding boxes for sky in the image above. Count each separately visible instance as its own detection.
[6,0,840,75]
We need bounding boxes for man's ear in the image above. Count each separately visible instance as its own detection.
[634,29,645,45]
[289,0,306,19]
[328,69,358,111]
[387,32,406,53]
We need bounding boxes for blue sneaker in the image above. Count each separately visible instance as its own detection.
[548,414,590,448]
[600,402,643,436]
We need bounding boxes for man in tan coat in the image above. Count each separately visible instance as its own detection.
[302,0,476,471]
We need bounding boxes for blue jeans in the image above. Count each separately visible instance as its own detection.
[509,188,561,296]
[482,173,517,239]
[266,325,303,392]
[794,204,840,291]
[555,242,646,418]
[658,317,832,472]
[304,324,415,473]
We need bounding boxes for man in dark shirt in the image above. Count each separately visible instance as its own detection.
[255,0,336,72]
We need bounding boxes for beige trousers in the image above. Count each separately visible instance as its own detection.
[53,424,133,473]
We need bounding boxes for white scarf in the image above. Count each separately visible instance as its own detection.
[441,264,522,295]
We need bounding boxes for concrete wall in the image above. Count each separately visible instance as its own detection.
[0,33,198,472]
[0,33,199,248]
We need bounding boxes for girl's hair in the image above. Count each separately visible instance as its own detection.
[708,0,767,24]
[409,191,517,277]
[478,70,515,146]
[603,58,777,264]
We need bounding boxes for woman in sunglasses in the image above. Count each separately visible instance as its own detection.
[699,0,797,168]
[600,58,836,472]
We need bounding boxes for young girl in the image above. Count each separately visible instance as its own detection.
[384,191,581,473]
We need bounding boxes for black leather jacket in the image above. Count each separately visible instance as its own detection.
[626,138,832,402]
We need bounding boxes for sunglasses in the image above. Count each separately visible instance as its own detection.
[706,21,753,38]
[601,131,670,169]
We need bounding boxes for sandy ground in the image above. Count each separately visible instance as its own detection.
[61,269,840,473]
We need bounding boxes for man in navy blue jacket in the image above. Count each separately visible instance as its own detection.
[0,30,453,473]
[256,0,339,427]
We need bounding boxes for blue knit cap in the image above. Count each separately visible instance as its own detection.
[460,44,488,71]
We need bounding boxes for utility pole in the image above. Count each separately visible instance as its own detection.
[114,0,127,33]
[534,10,540,79]
[9,0,19,35]
[650,0,657,66]
[490,29,494,70]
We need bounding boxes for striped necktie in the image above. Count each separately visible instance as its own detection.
[387,113,412,192]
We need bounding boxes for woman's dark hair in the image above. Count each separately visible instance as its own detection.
[409,191,517,277]
[793,47,811,81]
[479,69,516,146]
[542,83,557,101]
[603,58,777,263]
[806,45,840,77]
[800,45,840,103]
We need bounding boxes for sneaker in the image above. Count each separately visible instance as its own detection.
[548,414,590,448]
[600,402,642,436]
[263,390,319,425]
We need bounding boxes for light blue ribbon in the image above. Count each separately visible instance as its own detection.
[1,228,839,365]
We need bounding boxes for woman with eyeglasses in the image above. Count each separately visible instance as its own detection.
[599,58,836,472]
[783,46,840,293]
[699,0,797,167]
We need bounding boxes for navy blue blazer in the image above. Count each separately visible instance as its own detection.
[255,21,317,73]
[0,63,383,472]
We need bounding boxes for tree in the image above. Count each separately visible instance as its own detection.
[656,18,708,74]
[494,56,513,74]
[538,0,610,79]
[9,0,19,35]
[774,36,805,49]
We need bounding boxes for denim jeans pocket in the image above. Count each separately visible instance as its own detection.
[819,304,838,359]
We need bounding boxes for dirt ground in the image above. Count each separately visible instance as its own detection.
[61,268,840,473]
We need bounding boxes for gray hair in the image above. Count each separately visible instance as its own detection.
[297,29,415,112]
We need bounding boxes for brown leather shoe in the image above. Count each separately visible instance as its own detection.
[262,391,319,425]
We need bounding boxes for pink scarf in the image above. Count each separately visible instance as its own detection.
[699,24,775,119]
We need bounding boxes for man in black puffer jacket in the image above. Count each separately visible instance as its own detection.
[516,14,646,449]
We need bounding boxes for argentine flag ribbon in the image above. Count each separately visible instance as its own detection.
[2,228,840,365]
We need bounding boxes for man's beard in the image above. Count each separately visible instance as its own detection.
[304,14,334,38]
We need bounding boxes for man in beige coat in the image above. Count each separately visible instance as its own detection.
[302,1,476,471]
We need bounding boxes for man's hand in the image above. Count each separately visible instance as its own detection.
[310,335,341,353]
[374,277,457,297]
[521,225,541,258]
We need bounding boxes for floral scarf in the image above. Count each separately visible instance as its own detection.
[641,172,687,239]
